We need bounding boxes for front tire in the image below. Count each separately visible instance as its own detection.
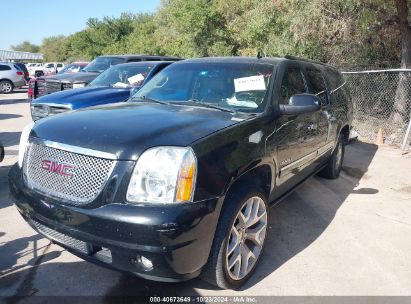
[0,80,14,94]
[201,185,269,289]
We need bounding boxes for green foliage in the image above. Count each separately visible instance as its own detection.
[40,36,68,61]
[11,41,40,53]
[12,0,409,68]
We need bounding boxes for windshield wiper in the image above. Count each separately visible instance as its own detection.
[185,99,235,113]
[132,96,170,105]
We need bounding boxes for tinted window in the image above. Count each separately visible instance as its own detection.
[14,65,22,71]
[57,63,63,67]
[0,65,11,71]
[306,68,328,106]
[279,67,306,104]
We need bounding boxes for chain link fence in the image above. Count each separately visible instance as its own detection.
[342,69,411,149]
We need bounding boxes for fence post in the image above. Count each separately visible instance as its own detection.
[401,112,411,151]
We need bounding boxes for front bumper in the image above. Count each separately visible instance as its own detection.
[8,163,222,282]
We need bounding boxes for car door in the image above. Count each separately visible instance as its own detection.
[304,66,332,158]
[267,64,320,193]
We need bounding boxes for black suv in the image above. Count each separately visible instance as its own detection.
[40,55,181,96]
[9,56,352,289]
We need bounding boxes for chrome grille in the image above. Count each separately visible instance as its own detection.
[24,142,115,206]
[45,80,62,94]
[31,219,88,254]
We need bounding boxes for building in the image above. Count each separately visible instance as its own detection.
[0,50,43,62]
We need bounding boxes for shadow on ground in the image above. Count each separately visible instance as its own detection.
[0,99,29,106]
[0,132,21,148]
[0,142,378,298]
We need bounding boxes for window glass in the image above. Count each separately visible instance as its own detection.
[89,65,153,88]
[279,68,306,104]
[307,68,328,106]
[83,57,125,73]
[57,63,63,67]
[133,62,274,113]
[0,65,11,71]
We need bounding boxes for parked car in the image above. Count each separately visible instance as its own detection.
[27,62,65,78]
[9,56,351,289]
[31,61,174,120]
[28,62,89,100]
[13,63,30,82]
[0,62,26,93]
[39,55,181,96]
[57,62,89,74]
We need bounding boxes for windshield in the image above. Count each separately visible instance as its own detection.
[83,57,125,73]
[89,65,153,88]
[58,64,83,74]
[132,62,273,113]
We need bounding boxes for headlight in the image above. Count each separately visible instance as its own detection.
[62,82,73,90]
[18,122,34,167]
[72,83,86,89]
[127,147,197,204]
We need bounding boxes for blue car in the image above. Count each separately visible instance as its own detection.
[30,61,175,121]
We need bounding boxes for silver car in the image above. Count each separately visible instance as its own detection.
[0,62,26,93]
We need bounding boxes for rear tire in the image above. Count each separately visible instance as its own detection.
[0,80,14,94]
[201,185,269,289]
[318,134,345,179]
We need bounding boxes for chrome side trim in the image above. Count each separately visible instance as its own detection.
[280,150,317,173]
[30,137,117,160]
[318,141,335,157]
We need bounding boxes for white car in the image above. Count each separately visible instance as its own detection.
[0,62,26,93]
[27,62,65,77]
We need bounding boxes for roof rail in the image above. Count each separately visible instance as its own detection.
[284,55,334,68]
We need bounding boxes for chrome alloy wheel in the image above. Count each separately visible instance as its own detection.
[226,196,268,280]
[0,81,12,93]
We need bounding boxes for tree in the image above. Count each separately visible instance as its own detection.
[11,41,40,53]
[40,36,68,61]
[392,0,411,124]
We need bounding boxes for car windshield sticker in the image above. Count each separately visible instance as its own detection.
[128,73,145,85]
[113,82,129,88]
[226,96,259,108]
[234,75,266,92]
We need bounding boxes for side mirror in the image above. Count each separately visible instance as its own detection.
[279,94,321,115]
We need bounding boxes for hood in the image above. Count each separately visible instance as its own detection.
[32,86,131,109]
[31,102,244,160]
[46,72,100,83]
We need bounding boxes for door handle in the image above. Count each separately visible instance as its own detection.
[308,123,317,130]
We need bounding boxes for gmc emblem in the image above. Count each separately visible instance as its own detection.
[41,160,75,177]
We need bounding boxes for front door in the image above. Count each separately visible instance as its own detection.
[266,65,321,200]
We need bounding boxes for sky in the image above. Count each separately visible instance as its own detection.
[0,0,161,50]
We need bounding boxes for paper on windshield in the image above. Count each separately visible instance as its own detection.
[128,73,145,84]
[113,82,129,88]
[234,75,265,92]
[226,96,258,108]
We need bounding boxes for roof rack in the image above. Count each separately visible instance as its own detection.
[284,55,334,68]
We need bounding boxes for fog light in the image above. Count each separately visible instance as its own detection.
[138,255,153,271]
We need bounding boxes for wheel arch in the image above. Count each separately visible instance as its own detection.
[223,163,274,203]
